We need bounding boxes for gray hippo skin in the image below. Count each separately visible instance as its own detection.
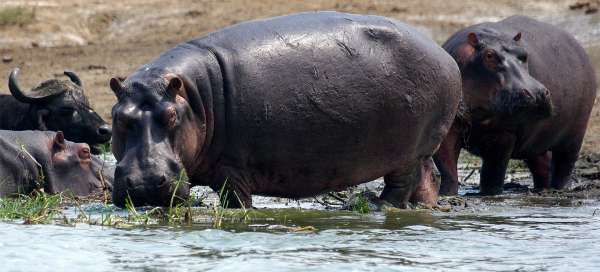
[0,130,112,197]
[109,12,461,208]
[435,16,597,195]
[1,69,112,154]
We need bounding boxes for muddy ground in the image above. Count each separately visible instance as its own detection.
[0,0,598,200]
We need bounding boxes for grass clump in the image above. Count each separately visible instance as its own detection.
[0,192,62,224]
[351,194,370,214]
[0,7,35,26]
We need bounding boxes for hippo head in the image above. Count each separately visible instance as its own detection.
[457,30,553,124]
[109,71,204,207]
[8,68,112,154]
[44,131,112,196]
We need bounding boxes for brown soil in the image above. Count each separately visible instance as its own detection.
[0,0,597,154]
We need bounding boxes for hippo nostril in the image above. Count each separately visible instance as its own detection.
[98,125,112,136]
[157,176,168,188]
[126,177,135,190]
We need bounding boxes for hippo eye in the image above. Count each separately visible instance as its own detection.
[484,51,496,62]
[517,54,528,63]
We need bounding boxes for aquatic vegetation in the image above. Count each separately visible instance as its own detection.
[350,194,371,214]
[0,192,62,224]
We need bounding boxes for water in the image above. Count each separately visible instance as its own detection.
[1,199,599,271]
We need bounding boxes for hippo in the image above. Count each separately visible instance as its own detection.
[1,68,112,154]
[0,130,112,197]
[434,16,597,195]
[109,12,461,208]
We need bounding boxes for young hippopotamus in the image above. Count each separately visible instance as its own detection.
[108,11,461,208]
[0,130,112,197]
[434,15,597,195]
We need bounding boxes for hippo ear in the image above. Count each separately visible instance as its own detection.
[467,32,479,47]
[109,77,124,96]
[53,131,66,151]
[165,74,183,100]
[513,32,522,42]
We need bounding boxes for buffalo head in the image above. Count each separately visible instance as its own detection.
[8,68,112,153]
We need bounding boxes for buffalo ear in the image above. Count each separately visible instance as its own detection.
[513,32,522,42]
[109,77,124,96]
[53,131,66,151]
[36,109,49,131]
[165,74,183,99]
[467,32,479,47]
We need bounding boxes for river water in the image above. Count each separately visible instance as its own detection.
[2,8,600,272]
[1,199,599,271]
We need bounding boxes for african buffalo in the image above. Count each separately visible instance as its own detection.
[0,130,112,197]
[109,12,461,208]
[1,68,112,154]
[434,16,597,195]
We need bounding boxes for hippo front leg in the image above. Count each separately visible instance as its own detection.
[209,165,253,209]
[525,151,551,190]
[479,134,515,195]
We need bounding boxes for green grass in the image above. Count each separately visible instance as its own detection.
[0,7,35,26]
[0,192,62,224]
[351,194,370,214]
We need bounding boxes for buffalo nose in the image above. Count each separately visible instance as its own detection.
[542,88,550,97]
[98,125,112,137]
[521,89,535,100]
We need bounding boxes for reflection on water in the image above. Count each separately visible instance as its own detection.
[1,201,599,271]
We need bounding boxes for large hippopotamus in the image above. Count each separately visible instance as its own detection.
[0,130,112,197]
[1,68,112,154]
[434,16,597,195]
[109,12,461,208]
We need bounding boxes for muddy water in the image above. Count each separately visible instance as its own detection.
[2,9,600,272]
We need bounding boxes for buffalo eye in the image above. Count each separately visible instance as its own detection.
[58,107,75,116]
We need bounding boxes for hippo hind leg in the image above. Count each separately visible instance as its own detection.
[380,157,439,208]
